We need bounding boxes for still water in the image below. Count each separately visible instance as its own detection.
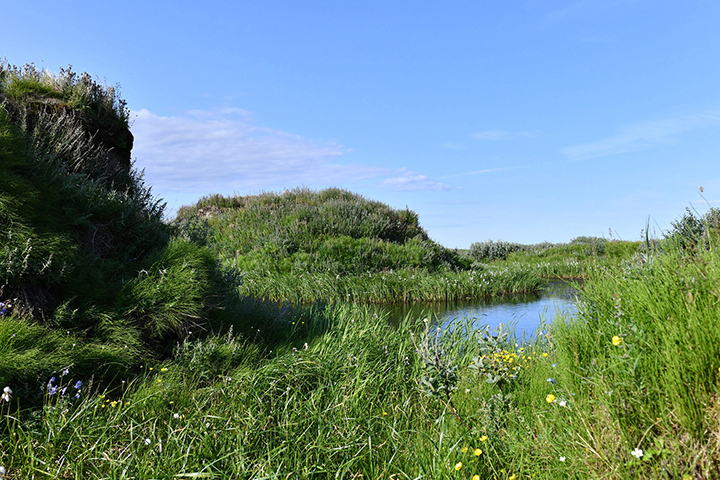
[381,281,579,339]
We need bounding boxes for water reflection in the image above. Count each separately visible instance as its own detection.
[381,281,579,339]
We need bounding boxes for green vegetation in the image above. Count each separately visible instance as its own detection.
[175,189,543,303]
[0,64,229,402]
[1,63,718,478]
[469,236,643,279]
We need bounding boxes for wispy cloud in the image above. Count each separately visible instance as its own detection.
[381,168,452,191]
[131,108,383,193]
[131,109,452,196]
[560,111,720,161]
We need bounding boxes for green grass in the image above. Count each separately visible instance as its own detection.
[2,62,719,478]
[173,189,550,304]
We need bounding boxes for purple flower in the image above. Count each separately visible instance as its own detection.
[48,386,58,395]
[74,380,82,389]
[62,368,70,376]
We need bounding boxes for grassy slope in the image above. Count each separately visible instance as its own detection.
[175,189,543,303]
[0,64,231,403]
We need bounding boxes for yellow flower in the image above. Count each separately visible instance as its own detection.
[509,475,516,480]
[479,435,488,442]
[462,446,469,453]
[454,462,462,471]
[612,335,622,346]
[382,411,387,416]
[546,394,556,403]
[474,448,482,456]
[473,476,480,480]
[110,401,118,407]
[160,367,168,372]
[542,352,549,358]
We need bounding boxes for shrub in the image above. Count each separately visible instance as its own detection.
[469,240,527,262]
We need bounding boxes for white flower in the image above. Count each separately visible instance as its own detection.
[173,413,180,419]
[144,438,152,445]
[1,386,11,403]
[631,448,643,459]
[559,456,566,462]
[559,400,567,407]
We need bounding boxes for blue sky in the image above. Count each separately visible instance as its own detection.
[3,1,719,247]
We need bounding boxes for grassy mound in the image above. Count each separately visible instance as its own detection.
[176,188,468,275]
[0,64,231,400]
[174,189,543,303]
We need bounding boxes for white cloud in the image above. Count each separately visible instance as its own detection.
[381,168,452,191]
[560,111,720,161]
[130,108,383,193]
[131,108,454,200]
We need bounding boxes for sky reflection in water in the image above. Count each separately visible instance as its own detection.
[384,281,579,340]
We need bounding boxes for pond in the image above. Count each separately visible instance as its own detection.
[381,280,580,339]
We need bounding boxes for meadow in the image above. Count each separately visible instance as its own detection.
[2,63,719,479]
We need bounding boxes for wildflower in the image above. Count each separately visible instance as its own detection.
[559,400,567,407]
[509,474,516,480]
[473,476,480,480]
[559,456,566,462]
[454,462,462,471]
[160,367,168,372]
[546,394,556,403]
[110,401,118,407]
[1,387,11,403]
[479,435,488,442]
[0,466,5,478]
[62,368,70,376]
[474,448,482,456]
[462,446,469,453]
[631,448,643,459]
[547,377,556,385]
[552,363,557,368]
[48,386,58,396]
[74,380,81,389]
[173,413,180,419]
[144,438,152,445]
[542,352,548,358]
[612,336,622,346]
